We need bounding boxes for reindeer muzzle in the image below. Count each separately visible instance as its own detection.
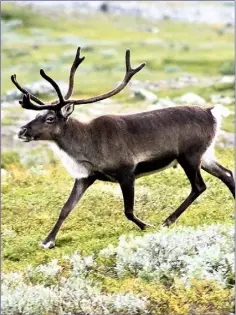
[18,127,34,142]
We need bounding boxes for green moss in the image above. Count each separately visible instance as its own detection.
[1,151,20,169]
[1,4,234,131]
[1,2,234,94]
[2,117,15,126]
[1,3,65,30]
[2,147,234,273]
[213,81,234,92]
[103,278,234,315]
[1,5,235,311]
[219,60,234,75]
[222,114,234,133]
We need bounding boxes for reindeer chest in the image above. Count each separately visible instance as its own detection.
[50,143,89,179]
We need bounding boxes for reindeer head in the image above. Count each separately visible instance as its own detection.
[12,47,145,142]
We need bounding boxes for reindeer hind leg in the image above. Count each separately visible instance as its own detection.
[201,158,235,198]
[163,156,207,226]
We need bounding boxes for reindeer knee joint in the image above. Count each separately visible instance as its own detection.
[125,212,134,220]
[197,183,207,194]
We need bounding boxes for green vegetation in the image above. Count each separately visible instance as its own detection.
[103,278,234,315]
[219,60,234,76]
[2,2,234,132]
[2,147,234,273]
[1,151,20,169]
[2,3,234,94]
[2,3,234,314]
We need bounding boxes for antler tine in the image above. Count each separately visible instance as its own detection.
[67,49,146,105]
[20,93,55,111]
[11,74,45,105]
[125,49,146,82]
[64,46,85,100]
[125,49,131,73]
[15,48,145,112]
[40,69,65,104]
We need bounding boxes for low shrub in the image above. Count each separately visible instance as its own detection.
[2,253,147,315]
[219,61,234,75]
[101,224,234,286]
[2,225,234,315]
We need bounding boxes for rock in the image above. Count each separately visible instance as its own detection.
[100,2,109,12]
[175,93,206,105]
[140,26,159,33]
[150,27,159,33]
[1,169,8,177]
[131,88,158,103]
[179,74,198,84]
[57,35,90,46]
[4,80,68,101]
[154,97,176,109]
[101,48,118,58]
[15,2,234,26]
[32,44,39,50]
[163,14,170,20]
[211,95,234,105]
[210,104,232,117]
[127,75,217,94]
[216,28,226,36]
[164,65,181,73]
[2,19,23,30]
[82,46,95,52]
[143,39,165,46]
[219,76,234,84]
[216,130,234,148]
[225,22,233,28]
[2,227,17,238]
[1,169,8,183]
[63,46,94,55]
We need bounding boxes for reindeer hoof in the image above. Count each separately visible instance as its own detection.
[40,240,55,249]
[143,223,155,230]
[162,218,175,227]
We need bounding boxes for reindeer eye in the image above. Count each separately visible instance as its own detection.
[46,116,55,124]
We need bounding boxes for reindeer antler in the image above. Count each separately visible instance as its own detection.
[69,49,145,105]
[11,74,45,105]
[12,48,145,111]
[65,46,85,100]
[11,46,85,109]
[50,46,85,105]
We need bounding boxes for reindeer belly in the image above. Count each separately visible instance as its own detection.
[135,158,178,178]
[50,143,89,179]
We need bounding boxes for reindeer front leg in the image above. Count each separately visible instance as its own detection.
[41,177,95,249]
[119,172,153,230]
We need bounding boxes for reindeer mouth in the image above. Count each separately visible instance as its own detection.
[19,136,34,142]
[18,128,34,142]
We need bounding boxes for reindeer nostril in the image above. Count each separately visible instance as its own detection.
[18,127,27,138]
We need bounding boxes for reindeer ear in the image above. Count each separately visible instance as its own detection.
[60,103,74,118]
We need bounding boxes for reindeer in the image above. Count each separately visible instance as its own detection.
[12,47,235,249]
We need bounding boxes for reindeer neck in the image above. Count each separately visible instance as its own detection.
[53,117,90,157]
